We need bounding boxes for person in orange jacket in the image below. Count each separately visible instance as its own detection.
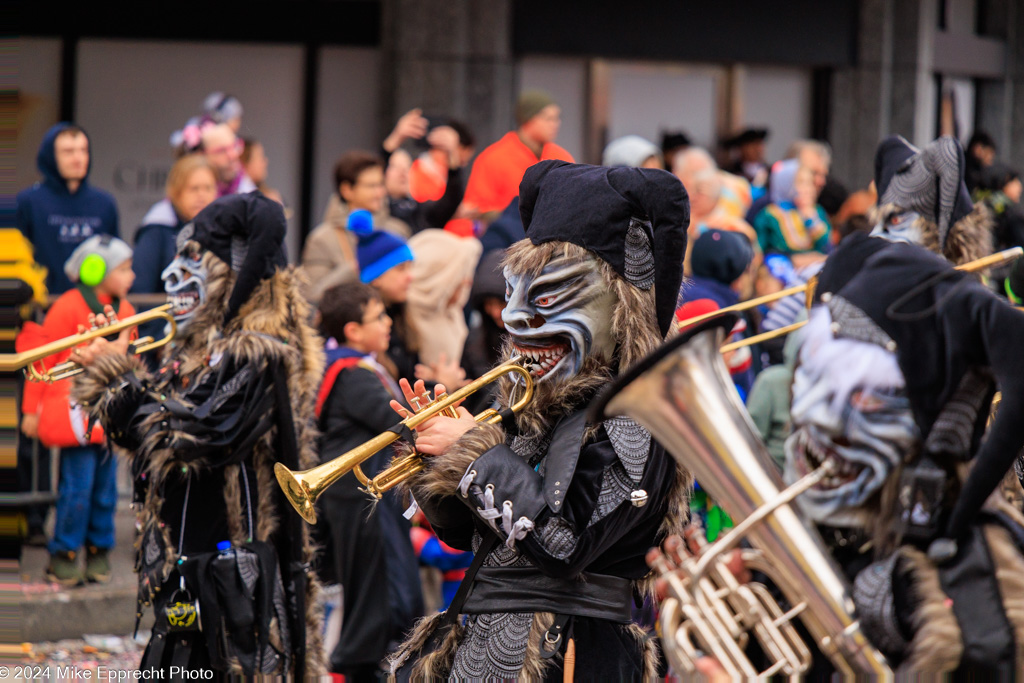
[18,234,136,586]
[447,90,574,236]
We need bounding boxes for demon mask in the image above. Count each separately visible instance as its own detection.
[783,307,920,527]
[502,250,617,384]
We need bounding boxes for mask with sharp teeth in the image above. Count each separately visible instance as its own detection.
[783,307,919,527]
[502,252,617,384]
[162,244,208,329]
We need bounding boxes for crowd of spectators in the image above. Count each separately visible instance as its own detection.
[15,87,1024,679]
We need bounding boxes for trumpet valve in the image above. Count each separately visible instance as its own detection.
[417,391,460,418]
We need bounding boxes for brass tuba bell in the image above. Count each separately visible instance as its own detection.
[590,316,891,679]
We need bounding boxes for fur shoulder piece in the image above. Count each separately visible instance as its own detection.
[204,267,325,404]
[871,202,993,266]
[72,352,148,418]
[603,416,651,484]
[207,328,294,368]
[899,546,962,672]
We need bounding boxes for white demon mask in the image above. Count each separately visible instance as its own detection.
[784,306,920,527]
[162,239,208,327]
[502,251,617,384]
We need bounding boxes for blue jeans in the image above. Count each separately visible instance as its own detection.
[49,446,117,554]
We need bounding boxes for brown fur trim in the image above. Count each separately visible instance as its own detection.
[625,622,661,682]
[942,203,993,266]
[303,572,327,675]
[387,611,465,680]
[497,350,612,440]
[72,352,147,418]
[983,523,1024,669]
[520,611,556,681]
[405,423,506,503]
[870,203,993,267]
[223,465,246,544]
[899,546,962,673]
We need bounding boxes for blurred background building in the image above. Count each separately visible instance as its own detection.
[16,0,1024,254]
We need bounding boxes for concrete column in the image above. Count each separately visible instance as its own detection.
[379,0,514,149]
[827,0,893,187]
[829,0,942,187]
[1008,1,1024,165]
[889,0,937,146]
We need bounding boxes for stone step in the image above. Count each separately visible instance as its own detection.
[20,500,145,643]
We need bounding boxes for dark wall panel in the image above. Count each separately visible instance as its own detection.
[513,0,858,67]
[19,0,381,46]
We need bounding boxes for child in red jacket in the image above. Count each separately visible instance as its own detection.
[19,235,136,586]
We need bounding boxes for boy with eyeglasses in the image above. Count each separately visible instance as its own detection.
[313,281,423,680]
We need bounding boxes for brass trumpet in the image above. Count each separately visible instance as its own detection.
[693,246,1024,353]
[0,304,177,382]
[275,357,534,524]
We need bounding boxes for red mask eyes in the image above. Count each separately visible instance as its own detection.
[535,296,555,307]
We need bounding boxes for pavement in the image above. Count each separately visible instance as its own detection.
[19,634,146,679]
[19,490,153,644]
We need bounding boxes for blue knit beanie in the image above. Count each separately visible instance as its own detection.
[350,210,414,283]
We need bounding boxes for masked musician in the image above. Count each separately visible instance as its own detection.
[776,225,1024,674]
[669,136,1024,675]
[72,193,325,677]
[871,135,992,266]
[388,161,691,680]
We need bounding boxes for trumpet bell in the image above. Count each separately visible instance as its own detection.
[274,464,318,525]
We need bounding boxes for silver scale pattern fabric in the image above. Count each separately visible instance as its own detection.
[451,433,551,679]
[851,552,909,659]
[880,136,963,248]
[827,295,897,350]
[237,549,290,672]
[924,368,993,458]
[623,218,656,290]
[451,418,650,678]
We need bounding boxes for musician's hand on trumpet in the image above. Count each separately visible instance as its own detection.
[389,378,477,456]
[72,304,132,367]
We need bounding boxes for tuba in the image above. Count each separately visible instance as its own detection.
[590,316,891,679]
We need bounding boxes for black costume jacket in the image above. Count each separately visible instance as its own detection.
[813,234,1024,674]
[400,398,685,681]
[75,277,325,678]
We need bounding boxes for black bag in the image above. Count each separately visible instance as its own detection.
[176,540,292,675]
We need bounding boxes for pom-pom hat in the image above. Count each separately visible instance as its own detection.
[349,209,414,283]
